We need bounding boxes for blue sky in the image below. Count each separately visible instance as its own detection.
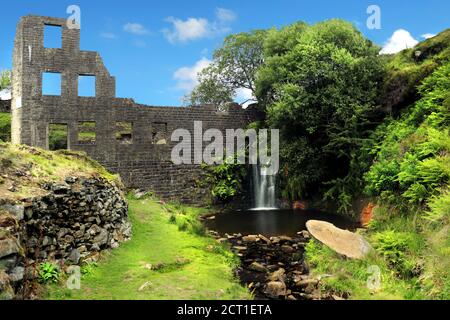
[0,0,448,106]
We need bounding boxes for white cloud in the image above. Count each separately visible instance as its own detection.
[173,57,211,92]
[163,8,235,44]
[123,23,149,35]
[100,32,116,39]
[216,8,236,23]
[421,33,436,39]
[163,17,209,43]
[380,29,419,54]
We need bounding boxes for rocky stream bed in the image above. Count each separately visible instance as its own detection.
[208,231,346,300]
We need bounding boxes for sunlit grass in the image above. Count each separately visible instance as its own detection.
[45,196,250,300]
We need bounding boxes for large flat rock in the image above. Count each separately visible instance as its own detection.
[306,220,371,259]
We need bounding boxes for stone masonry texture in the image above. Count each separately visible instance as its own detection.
[11,16,263,203]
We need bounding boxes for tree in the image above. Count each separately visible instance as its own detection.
[256,20,384,210]
[185,30,267,107]
[0,70,11,90]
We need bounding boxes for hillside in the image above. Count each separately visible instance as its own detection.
[381,28,450,113]
[305,30,450,300]
[0,142,251,300]
[0,142,120,202]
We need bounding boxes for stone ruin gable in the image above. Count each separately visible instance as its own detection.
[11,15,262,203]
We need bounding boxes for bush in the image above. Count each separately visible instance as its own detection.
[164,202,206,236]
[39,262,60,284]
[364,62,450,209]
[372,230,422,277]
[424,190,450,223]
[201,159,246,202]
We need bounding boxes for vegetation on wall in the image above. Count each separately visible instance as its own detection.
[201,160,247,202]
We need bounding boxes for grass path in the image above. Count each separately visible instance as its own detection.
[46,197,250,300]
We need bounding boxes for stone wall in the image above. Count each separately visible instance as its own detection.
[11,15,263,203]
[0,176,130,299]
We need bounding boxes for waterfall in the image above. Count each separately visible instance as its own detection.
[251,163,277,210]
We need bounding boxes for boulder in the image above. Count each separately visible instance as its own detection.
[267,268,285,282]
[0,255,17,270]
[9,266,25,282]
[0,239,20,259]
[68,249,81,264]
[0,204,24,220]
[0,270,15,300]
[242,235,259,242]
[306,220,372,259]
[249,262,268,273]
[265,281,286,298]
[258,234,271,244]
[281,245,294,254]
[297,230,310,239]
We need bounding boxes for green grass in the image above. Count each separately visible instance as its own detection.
[44,196,251,300]
[0,112,11,142]
[305,239,421,300]
[78,122,96,143]
[0,142,120,201]
[381,28,450,110]
[305,204,450,300]
[48,124,68,150]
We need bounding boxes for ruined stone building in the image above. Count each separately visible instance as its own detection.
[11,15,261,202]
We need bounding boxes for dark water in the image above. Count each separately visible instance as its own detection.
[204,209,359,237]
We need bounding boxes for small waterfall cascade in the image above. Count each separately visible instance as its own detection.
[251,163,277,210]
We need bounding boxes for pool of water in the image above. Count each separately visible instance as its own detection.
[204,209,359,237]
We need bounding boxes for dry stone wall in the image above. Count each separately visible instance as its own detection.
[0,176,130,299]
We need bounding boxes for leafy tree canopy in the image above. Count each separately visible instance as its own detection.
[185,30,267,107]
[256,19,384,207]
